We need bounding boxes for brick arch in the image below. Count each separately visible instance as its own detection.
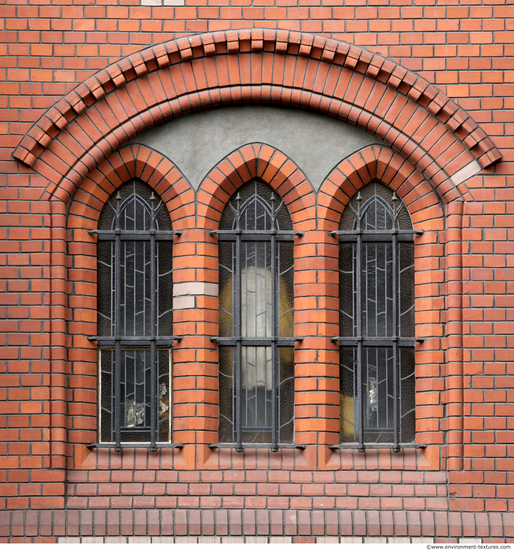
[13,29,500,205]
[195,142,323,461]
[318,145,445,232]
[319,144,449,465]
[197,143,316,231]
[64,144,196,469]
[67,144,195,231]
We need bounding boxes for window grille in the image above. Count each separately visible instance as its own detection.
[211,180,303,452]
[331,182,424,452]
[88,180,182,451]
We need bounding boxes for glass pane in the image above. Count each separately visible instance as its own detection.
[118,239,152,336]
[241,242,273,338]
[242,428,272,444]
[219,242,234,338]
[98,180,173,232]
[117,194,152,337]
[339,345,396,445]
[219,346,234,443]
[118,193,152,232]
[399,242,415,338]
[279,346,294,443]
[241,346,273,431]
[361,196,394,231]
[100,349,113,443]
[158,241,173,337]
[362,347,394,433]
[241,195,272,231]
[339,181,411,232]
[279,242,294,338]
[98,180,174,339]
[339,243,353,336]
[158,349,171,443]
[361,242,394,338]
[340,347,357,443]
[100,348,171,444]
[219,180,293,232]
[120,349,152,430]
[400,346,415,443]
[97,242,112,337]
[118,349,152,443]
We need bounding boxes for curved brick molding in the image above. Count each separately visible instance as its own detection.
[197,142,316,231]
[12,30,500,204]
[67,144,194,230]
[318,145,448,471]
[196,144,324,464]
[65,145,196,469]
[319,145,445,230]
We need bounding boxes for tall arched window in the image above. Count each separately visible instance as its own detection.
[215,180,297,452]
[91,180,179,451]
[332,182,420,452]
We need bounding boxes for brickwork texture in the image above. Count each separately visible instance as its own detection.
[1,0,513,542]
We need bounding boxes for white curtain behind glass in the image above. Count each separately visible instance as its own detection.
[241,266,273,391]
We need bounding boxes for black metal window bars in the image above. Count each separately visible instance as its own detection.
[87,183,183,452]
[330,185,426,453]
[211,183,304,452]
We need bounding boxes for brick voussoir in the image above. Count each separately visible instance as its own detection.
[12,31,499,177]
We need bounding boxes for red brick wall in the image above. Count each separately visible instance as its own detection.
[1,1,513,541]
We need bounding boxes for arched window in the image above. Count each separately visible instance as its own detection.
[215,180,297,452]
[91,180,179,451]
[333,182,419,452]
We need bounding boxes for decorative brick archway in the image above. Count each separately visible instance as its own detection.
[13,29,500,206]
[319,145,454,471]
[197,142,316,231]
[68,144,194,231]
[60,145,195,470]
[194,143,323,467]
[9,28,502,522]
[318,144,444,231]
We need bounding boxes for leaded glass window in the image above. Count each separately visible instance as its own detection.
[92,180,178,451]
[215,180,297,452]
[333,182,419,452]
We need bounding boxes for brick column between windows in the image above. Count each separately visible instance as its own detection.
[172,229,219,469]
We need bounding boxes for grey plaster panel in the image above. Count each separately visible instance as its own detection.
[128,105,381,191]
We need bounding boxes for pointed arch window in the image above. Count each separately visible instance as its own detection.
[213,180,301,452]
[331,182,424,452]
[89,180,181,451]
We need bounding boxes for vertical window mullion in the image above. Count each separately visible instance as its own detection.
[270,196,278,452]
[114,193,122,452]
[149,195,157,451]
[355,198,364,451]
[234,195,243,452]
[392,217,400,451]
